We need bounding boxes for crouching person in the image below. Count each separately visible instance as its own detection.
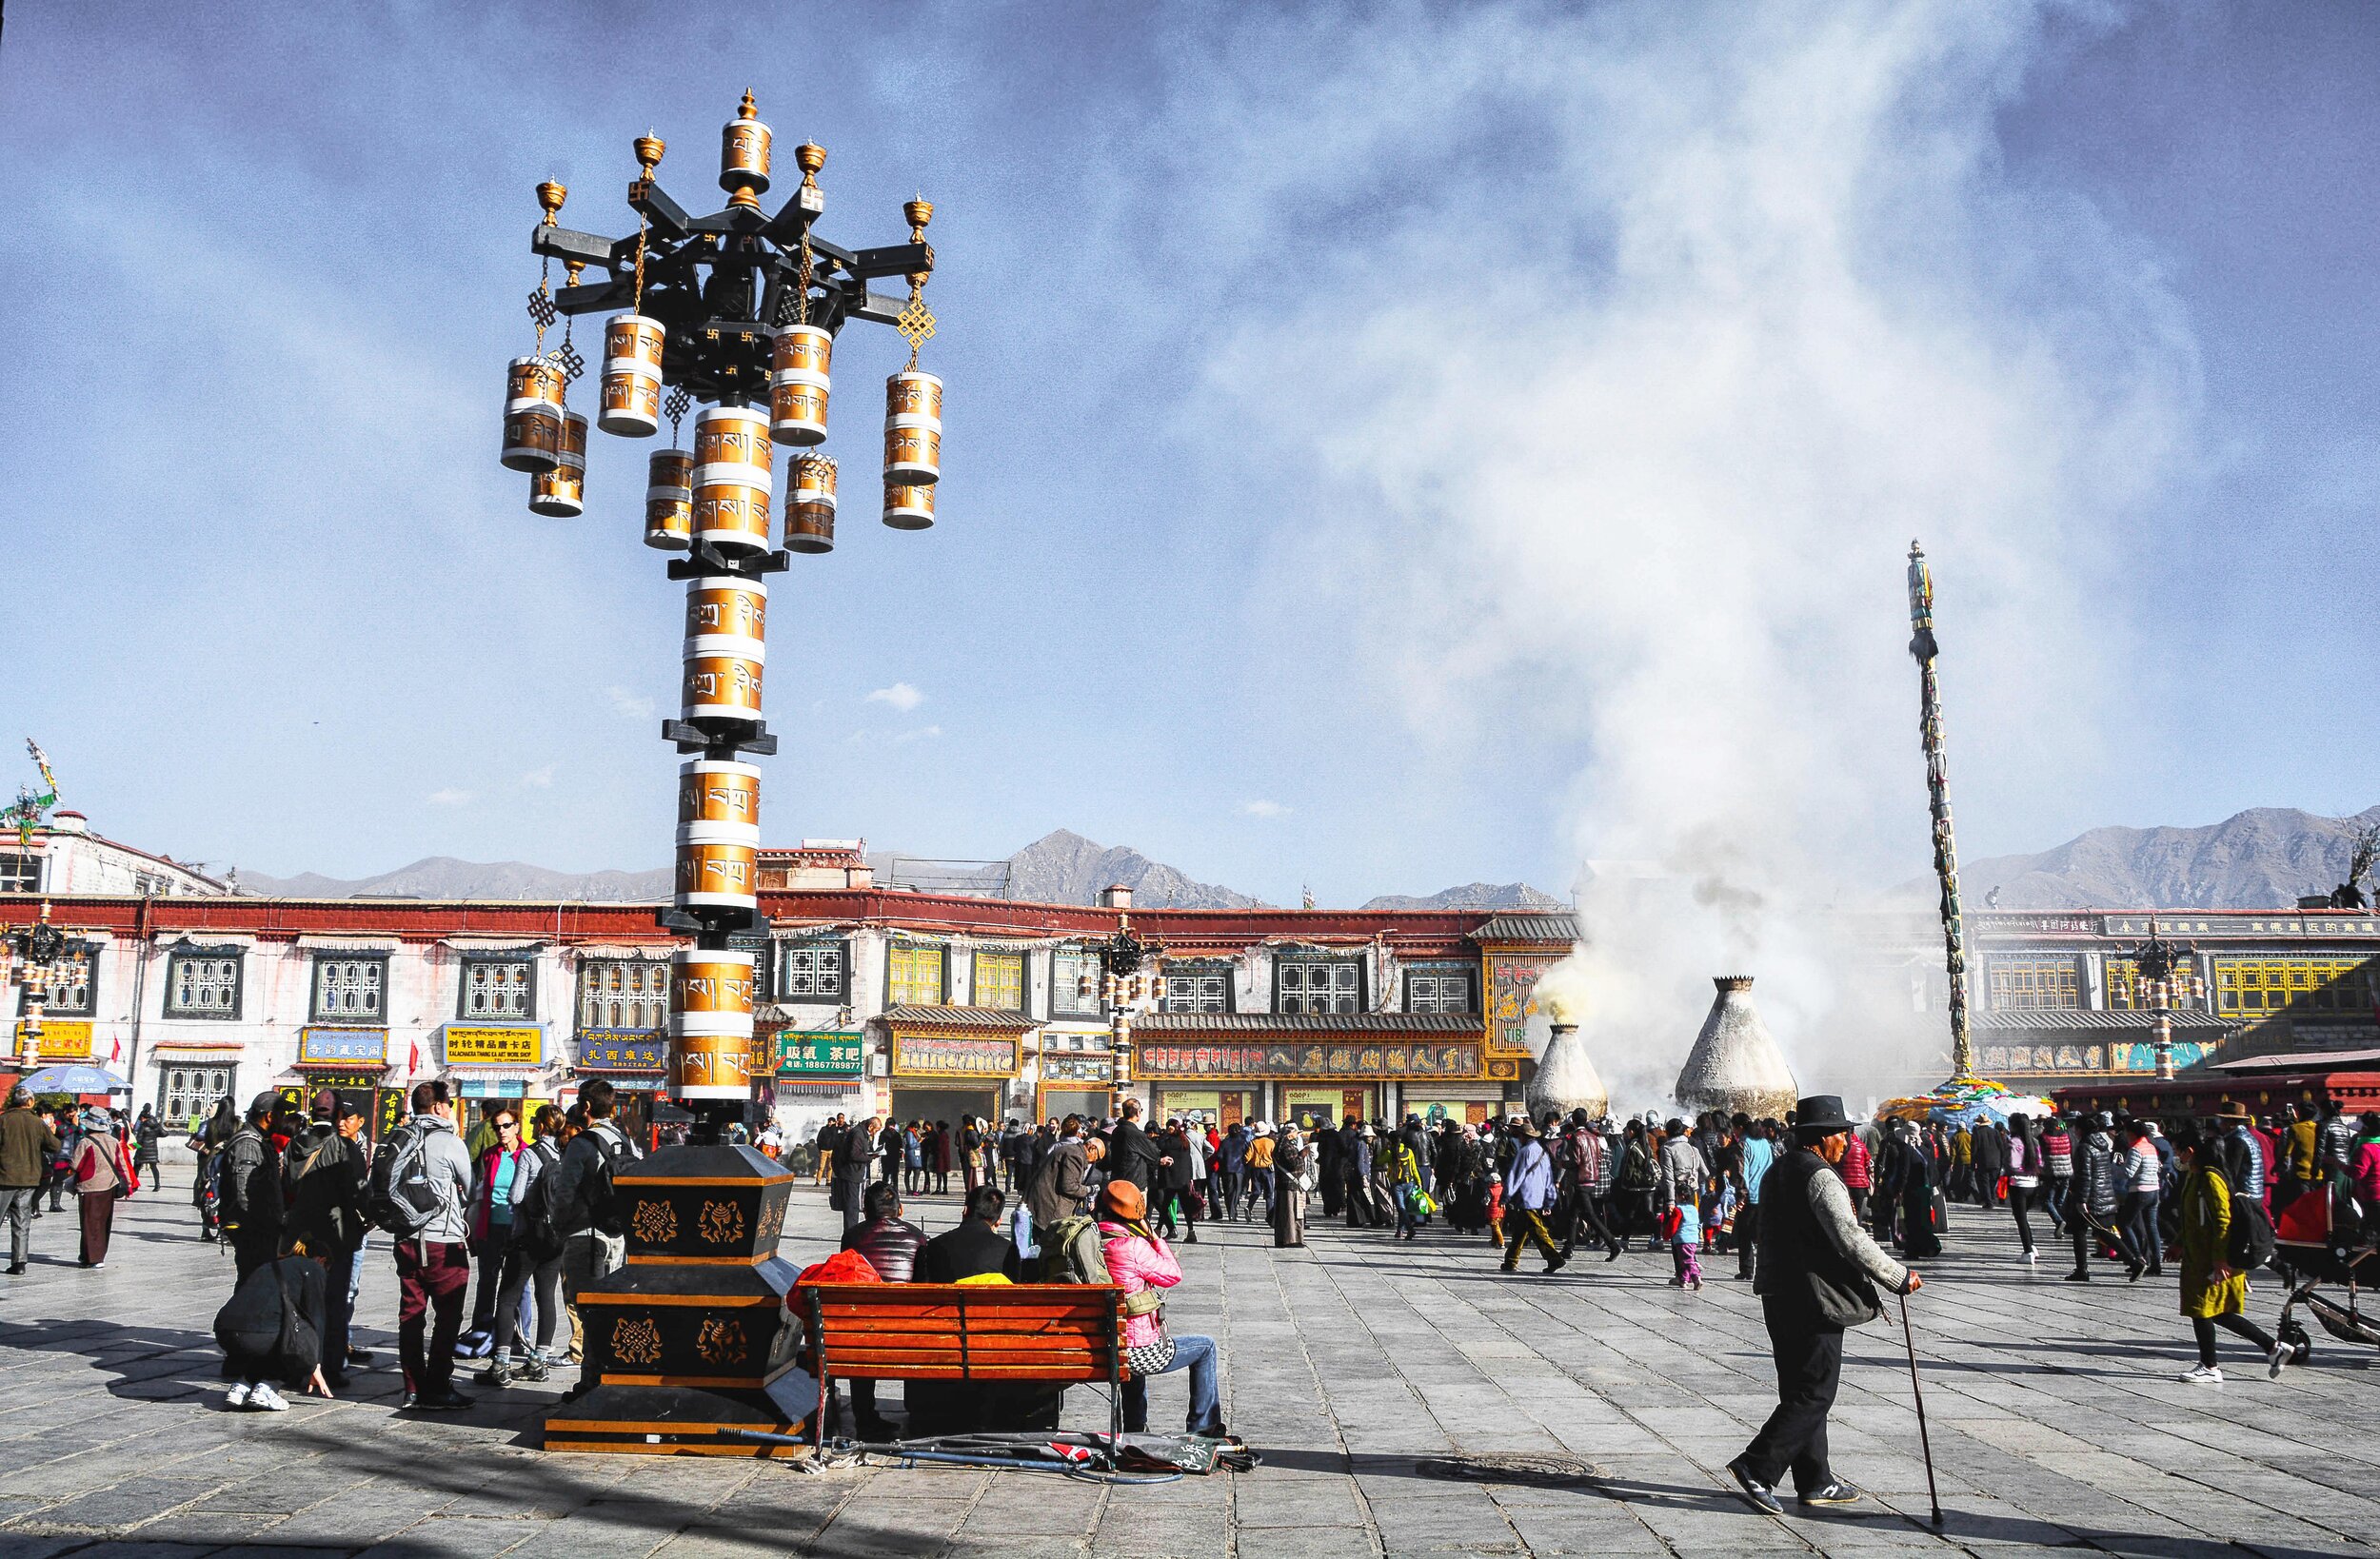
[213,1241,334,1413]
[1098,1181,1225,1438]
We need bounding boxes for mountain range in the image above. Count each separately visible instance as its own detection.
[1950,805,2380,911]
[238,829,1564,911]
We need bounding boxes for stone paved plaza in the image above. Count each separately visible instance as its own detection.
[1,1170,2375,1558]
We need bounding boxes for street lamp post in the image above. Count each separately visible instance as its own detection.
[2119,918,2207,1081]
[513,94,941,1456]
[1,904,69,1076]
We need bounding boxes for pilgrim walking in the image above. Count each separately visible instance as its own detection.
[1730,1095,1923,1516]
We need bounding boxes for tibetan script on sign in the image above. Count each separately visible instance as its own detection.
[1134,1041,1482,1079]
[578,1033,666,1071]
[890,1034,1019,1078]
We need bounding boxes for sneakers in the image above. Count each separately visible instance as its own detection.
[2268,1343,2289,1380]
[246,1383,289,1412]
[2180,1364,2223,1385]
[346,1347,374,1367]
[480,1361,517,1390]
[1544,1254,1568,1275]
[2021,1249,2038,1265]
[408,1390,475,1412]
[225,1381,251,1409]
[2063,1270,2090,1282]
[518,1354,551,1383]
[1799,1481,1863,1507]
[1726,1458,1784,1517]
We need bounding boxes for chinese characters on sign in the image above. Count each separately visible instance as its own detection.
[299,1028,388,1066]
[1134,1042,1483,1079]
[579,1034,667,1071]
[774,1030,864,1077]
[888,1033,1019,1077]
[1486,954,1560,1056]
[441,1025,542,1065]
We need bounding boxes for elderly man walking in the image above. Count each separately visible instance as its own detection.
[0,1088,61,1276]
[1729,1095,1922,1516]
[1497,1119,1567,1275]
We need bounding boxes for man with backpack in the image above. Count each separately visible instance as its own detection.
[220,1093,288,1283]
[283,1090,370,1390]
[548,1078,643,1389]
[377,1079,475,1411]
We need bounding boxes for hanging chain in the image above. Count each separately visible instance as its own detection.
[797,233,813,326]
[527,254,556,351]
[633,211,649,315]
[896,196,936,368]
[553,261,586,381]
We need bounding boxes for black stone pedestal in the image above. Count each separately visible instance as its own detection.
[543,1144,817,1456]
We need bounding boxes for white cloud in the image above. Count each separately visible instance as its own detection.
[866,681,926,713]
[426,787,473,807]
[605,686,655,720]
[892,724,942,745]
[1240,799,1291,819]
[520,764,556,789]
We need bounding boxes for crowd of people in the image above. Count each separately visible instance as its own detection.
[12,1072,2374,1442]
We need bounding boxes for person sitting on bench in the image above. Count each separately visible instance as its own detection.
[839,1181,924,1439]
[909,1185,1041,1435]
[1099,1181,1226,1438]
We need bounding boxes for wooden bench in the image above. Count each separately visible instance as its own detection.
[800,1282,1131,1446]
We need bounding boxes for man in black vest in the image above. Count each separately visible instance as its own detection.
[1729,1095,1922,1515]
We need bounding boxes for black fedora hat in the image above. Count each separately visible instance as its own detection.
[1793,1095,1854,1135]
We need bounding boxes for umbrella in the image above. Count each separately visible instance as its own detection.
[15,1064,129,1095]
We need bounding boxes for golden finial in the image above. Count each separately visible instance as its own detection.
[536,180,567,225]
[728,184,761,211]
[738,88,759,121]
[905,196,934,237]
[564,261,585,286]
[796,141,825,183]
[634,132,665,174]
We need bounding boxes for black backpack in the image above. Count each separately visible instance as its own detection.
[2227,1192,2276,1272]
[364,1120,441,1236]
[510,1141,566,1260]
[212,1258,322,1383]
[578,1123,640,1237]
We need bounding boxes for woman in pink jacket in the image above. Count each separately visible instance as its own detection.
[1099,1181,1223,1437]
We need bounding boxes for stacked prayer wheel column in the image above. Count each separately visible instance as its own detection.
[515,88,940,1456]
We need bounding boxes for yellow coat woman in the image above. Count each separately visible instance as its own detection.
[2176,1161,2248,1320]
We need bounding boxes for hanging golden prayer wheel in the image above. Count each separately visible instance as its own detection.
[883,481,936,531]
[721,90,771,194]
[527,409,587,516]
[500,357,566,471]
[690,405,773,554]
[785,453,837,554]
[677,758,762,833]
[669,947,757,1034]
[683,575,767,641]
[768,324,831,445]
[643,448,694,550]
[883,369,942,486]
[597,314,665,437]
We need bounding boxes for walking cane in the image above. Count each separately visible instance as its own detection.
[1897,1292,1944,1527]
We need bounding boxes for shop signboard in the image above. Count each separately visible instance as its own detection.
[578,1033,667,1072]
[300,1027,387,1066]
[17,1019,93,1059]
[775,1030,864,1077]
[1135,1041,1482,1079]
[1040,1055,1111,1084]
[442,1025,543,1066]
[889,1033,1018,1078]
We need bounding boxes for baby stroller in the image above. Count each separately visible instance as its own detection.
[2269,1183,2380,1364]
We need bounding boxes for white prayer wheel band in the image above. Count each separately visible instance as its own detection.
[694,462,774,496]
[684,632,766,665]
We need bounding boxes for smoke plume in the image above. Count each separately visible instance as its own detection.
[1149,3,2198,1104]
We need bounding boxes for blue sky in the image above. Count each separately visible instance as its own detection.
[2,1,2373,907]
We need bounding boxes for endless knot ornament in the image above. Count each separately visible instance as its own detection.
[698,1199,745,1245]
[551,339,585,382]
[611,1315,664,1366]
[695,1317,747,1366]
[664,385,693,425]
[630,1198,679,1244]
[896,294,937,356]
[525,288,557,329]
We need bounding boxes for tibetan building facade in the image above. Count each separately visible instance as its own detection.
[2,853,1579,1138]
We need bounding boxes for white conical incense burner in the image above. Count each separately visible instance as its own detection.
[1675,976,1798,1120]
[1526,1020,1609,1122]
